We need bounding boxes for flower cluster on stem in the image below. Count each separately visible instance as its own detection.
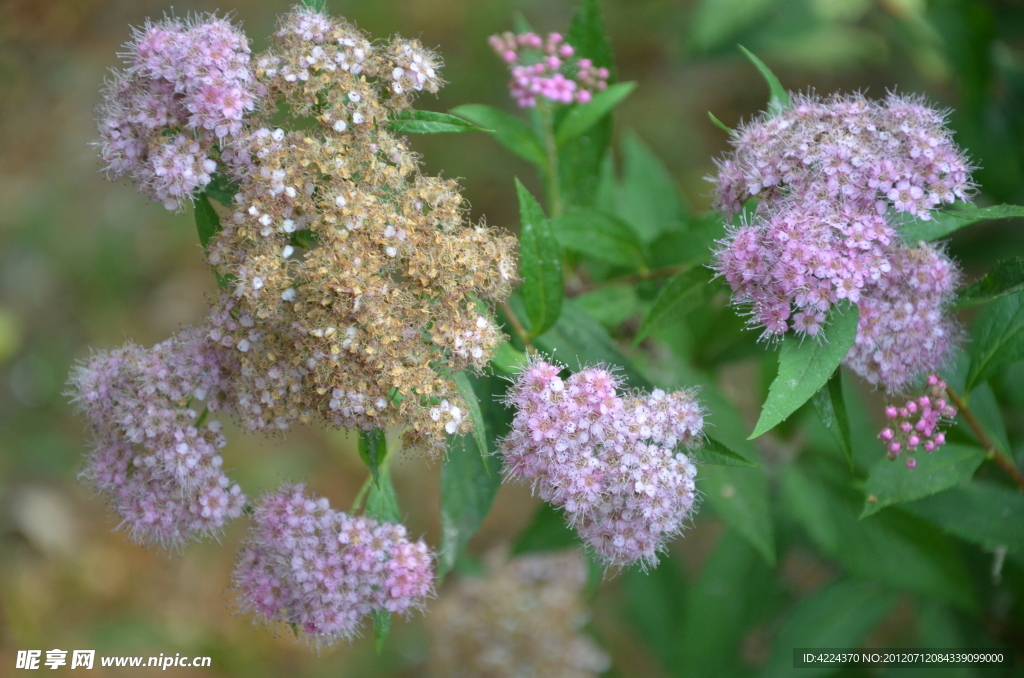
[500,359,703,569]
[711,92,972,391]
[488,31,608,108]
[879,374,957,467]
[232,484,433,647]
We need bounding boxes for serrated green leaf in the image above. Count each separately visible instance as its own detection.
[516,179,564,337]
[759,579,897,678]
[566,0,614,70]
[708,111,731,133]
[750,304,859,439]
[899,202,1024,242]
[966,290,1024,392]
[549,208,644,267]
[956,257,1024,309]
[194,193,221,252]
[861,443,985,518]
[450,105,546,166]
[903,480,1024,551]
[512,501,578,555]
[364,468,400,524]
[812,371,854,470]
[690,435,759,467]
[389,109,489,135]
[439,435,502,578]
[738,46,791,115]
[555,82,636,146]
[453,372,490,468]
[371,609,390,654]
[782,465,976,610]
[358,429,388,487]
[491,341,528,374]
[620,130,689,243]
[624,555,687,672]
[956,383,1010,453]
[634,268,713,345]
[701,465,775,565]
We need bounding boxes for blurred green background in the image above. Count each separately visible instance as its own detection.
[3,0,1024,675]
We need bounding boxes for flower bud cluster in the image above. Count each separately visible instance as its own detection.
[202,7,516,454]
[67,328,246,549]
[97,15,258,209]
[427,552,610,678]
[500,360,702,568]
[711,92,971,391]
[488,32,608,107]
[878,374,957,467]
[232,484,433,647]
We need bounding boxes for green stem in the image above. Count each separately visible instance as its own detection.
[501,300,536,353]
[537,101,562,218]
[946,387,1024,492]
[195,406,209,428]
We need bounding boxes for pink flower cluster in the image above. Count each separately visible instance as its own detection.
[232,484,433,647]
[711,92,971,391]
[67,327,246,549]
[488,32,608,107]
[846,244,961,391]
[97,15,258,210]
[878,375,957,468]
[500,360,703,569]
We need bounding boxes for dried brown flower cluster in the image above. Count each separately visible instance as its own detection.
[206,7,517,454]
[427,552,610,678]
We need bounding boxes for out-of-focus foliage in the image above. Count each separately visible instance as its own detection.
[4,0,1024,675]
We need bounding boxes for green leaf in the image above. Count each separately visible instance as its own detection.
[512,501,578,555]
[634,268,714,345]
[899,203,1024,242]
[204,173,238,207]
[566,0,614,70]
[760,579,897,678]
[516,179,564,337]
[529,298,652,389]
[956,383,1010,453]
[300,0,327,12]
[678,531,776,678]
[490,341,529,374]
[450,105,546,166]
[620,130,689,243]
[555,82,636,146]
[574,285,639,327]
[750,304,859,439]
[861,443,986,518]
[956,257,1024,309]
[966,289,1024,391]
[388,109,488,135]
[358,429,388,487]
[364,468,400,524]
[690,435,759,467]
[708,111,731,133]
[439,435,503,578]
[647,212,727,269]
[549,209,644,267]
[812,371,854,470]
[782,465,976,609]
[904,480,1024,551]
[624,556,687,672]
[738,46,791,115]
[689,0,782,54]
[701,465,775,565]
[371,610,390,654]
[194,193,221,252]
[452,372,490,467]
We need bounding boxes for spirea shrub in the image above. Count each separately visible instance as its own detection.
[65,0,1024,665]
